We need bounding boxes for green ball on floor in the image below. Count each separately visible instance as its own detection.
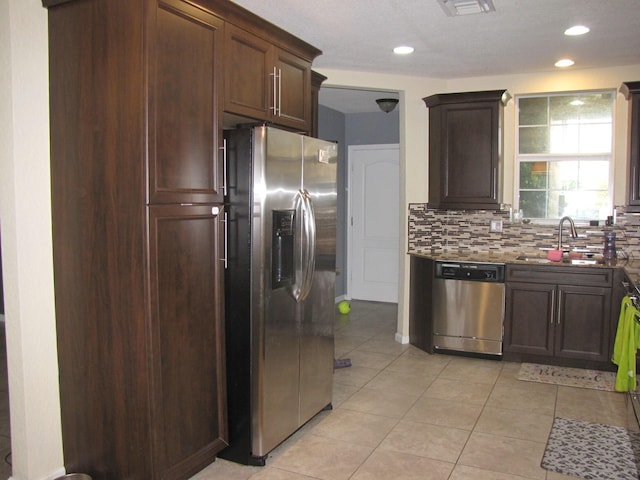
[338,301,350,314]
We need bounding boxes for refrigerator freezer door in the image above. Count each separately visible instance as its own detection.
[251,127,302,456]
[299,137,337,424]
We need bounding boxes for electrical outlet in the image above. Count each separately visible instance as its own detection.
[489,219,503,233]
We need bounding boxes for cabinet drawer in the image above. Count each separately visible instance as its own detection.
[506,264,613,287]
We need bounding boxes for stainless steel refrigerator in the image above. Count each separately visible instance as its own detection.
[220,125,337,465]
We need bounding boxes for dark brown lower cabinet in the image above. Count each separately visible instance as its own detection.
[53,203,227,480]
[408,256,435,353]
[148,205,228,479]
[504,265,617,370]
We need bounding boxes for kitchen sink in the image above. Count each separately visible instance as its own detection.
[515,255,602,265]
[515,255,551,264]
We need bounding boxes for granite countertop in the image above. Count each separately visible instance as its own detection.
[408,250,640,286]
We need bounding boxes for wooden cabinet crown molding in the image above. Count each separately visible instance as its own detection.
[43,0,322,62]
[423,89,511,108]
[195,0,322,61]
[620,81,640,99]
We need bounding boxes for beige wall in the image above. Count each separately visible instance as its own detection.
[319,64,640,342]
[0,1,64,479]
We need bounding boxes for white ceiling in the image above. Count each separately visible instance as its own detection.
[229,0,640,113]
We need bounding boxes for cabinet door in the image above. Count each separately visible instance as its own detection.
[438,102,499,208]
[555,285,611,362]
[148,1,224,204]
[224,24,311,132]
[504,282,555,356]
[148,204,228,478]
[224,23,272,121]
[274,48,311,131]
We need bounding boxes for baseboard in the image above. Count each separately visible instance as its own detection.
[12,466,67,480]
[334,294,350,303]
[395,332,409,344]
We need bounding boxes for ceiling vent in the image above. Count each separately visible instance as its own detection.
[437,0,496,16]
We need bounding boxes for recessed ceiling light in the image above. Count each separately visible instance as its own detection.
[393,46,415,55]
[555,58,575,68]
[564,25,590,36]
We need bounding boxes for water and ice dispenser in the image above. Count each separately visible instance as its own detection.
[272,210,295,289]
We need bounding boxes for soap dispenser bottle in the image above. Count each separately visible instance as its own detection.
[603,231,617,260]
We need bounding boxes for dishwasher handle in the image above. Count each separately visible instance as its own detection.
[434,261,505,282]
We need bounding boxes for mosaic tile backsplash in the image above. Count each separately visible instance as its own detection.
[408,204,640,261]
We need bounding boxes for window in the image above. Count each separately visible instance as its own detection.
[516,91,615,220]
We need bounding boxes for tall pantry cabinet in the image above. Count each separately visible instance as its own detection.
[43,0,227,478]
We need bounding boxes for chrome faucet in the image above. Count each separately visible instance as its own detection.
[557,216,578,251]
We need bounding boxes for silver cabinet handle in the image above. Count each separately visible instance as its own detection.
[277,68,282,117]
[270,66,278,114]
[221,210,228,269]
[221,138,227,197]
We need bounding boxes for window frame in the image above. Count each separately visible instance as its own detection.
[515,89,616,223]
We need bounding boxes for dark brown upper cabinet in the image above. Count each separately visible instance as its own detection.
[621,81,640,212]
[423,90,510,210]
[224,23,319,133]
[148,0,225,205]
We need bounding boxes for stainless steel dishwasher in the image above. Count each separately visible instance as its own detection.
[432,261,505,356]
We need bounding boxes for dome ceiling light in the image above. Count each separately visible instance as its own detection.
[376,98,399,113]
[437,0,496,17]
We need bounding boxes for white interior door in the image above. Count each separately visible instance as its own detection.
[348,144,400,303]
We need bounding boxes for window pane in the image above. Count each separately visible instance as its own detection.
[519,191,547,218]
[549,161,578,190]
[519,126,548,154]
[551,190,609,219]
[579,161,609,190]
[519,97,547,125]
[550,96,581,124]
[547,191,572,218]
[550,124,579,153]
[580,93,614,123]
[580,123,612,153]
[520,162,548,189]
[575,190,609,219]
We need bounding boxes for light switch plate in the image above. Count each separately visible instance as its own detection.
[490,219,503,233]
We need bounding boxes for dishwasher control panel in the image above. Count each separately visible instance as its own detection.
[434,261,505,282]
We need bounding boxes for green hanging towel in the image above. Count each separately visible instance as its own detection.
[612,295,640,391]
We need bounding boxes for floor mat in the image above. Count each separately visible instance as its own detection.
[517,363,616,391]
[541,417,640,480]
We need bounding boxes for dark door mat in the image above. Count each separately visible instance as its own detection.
[542,417,640,480]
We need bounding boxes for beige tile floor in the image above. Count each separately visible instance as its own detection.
[190,300,629,480]
[0,303,629,480]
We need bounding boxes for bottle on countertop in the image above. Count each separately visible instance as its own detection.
[603,231,617,260]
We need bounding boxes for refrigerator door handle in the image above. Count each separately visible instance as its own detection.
[299,189,316,303]
[290,189,316,303]
[290,190,305,302]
